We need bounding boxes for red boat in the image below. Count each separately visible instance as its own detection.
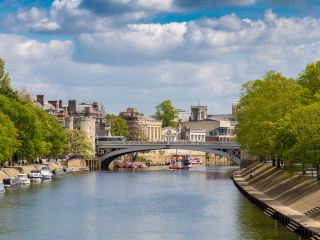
[169,154,192,170]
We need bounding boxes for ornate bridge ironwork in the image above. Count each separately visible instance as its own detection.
[96,141,241,170]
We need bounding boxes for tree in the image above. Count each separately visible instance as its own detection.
[34,107,66,158]
[298,60,320,96]
[106,114,128,137]
[0,111,20,163]
[236,71,307,164]
[289,104,320,179]
[153,100,178,128]
[64,129,94,160]
[0,95,47,162]
[0,59,19,100]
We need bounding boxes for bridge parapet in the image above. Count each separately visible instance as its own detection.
[97,141,240,147]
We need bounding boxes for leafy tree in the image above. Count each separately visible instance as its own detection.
[106,114,128,137]
[64,129,94,160]
[236,71,306,164]
[0,95,44,162]
[298,61,320,96]
[153,100,178,128]
[0,59,19,100]
[289,104,320,178]
[0,111,20,163]
[34,107,66,158]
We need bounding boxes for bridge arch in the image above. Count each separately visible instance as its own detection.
[100,145,240,170]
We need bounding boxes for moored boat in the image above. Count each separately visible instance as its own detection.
[40,167,53,180]
[29,170,42,182]
[0,182,5,193]
[17,173,31,184]
[190,157,202,165]
[169,154,192,170]
[3,177,19,188]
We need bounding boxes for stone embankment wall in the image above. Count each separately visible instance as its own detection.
[0,163,69,181]
[233,162,320,239]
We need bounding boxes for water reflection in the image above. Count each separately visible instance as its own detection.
[0,168,301,240]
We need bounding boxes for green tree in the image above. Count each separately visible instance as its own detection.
[34,107,66,158]
[298,60,320,96]
[289,104,320,178]
[153,100,178,128]
[106,114,128,137]
[0,95,44,162]
[236,71,306,164]
[0,111,20,163]
[0,59,19,100]
[64,129,94,160]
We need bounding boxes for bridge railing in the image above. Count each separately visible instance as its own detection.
[97,140,240,146]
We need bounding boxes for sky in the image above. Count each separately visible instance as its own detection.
[0,0,320,115]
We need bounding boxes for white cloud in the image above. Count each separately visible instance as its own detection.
[1,11,320,114]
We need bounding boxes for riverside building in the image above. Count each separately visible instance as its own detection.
[35,95,108,154]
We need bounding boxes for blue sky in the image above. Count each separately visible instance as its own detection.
[0,0,320,114]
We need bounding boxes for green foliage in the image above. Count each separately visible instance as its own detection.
[0,59,19,100]
[298,60,320,96]
[289,104,320,166]
[236,71,306,159]
[0,95,45,161]
[106,114,128,137]
[64,129,94,160]
[0,111,20,163]
[153,99,178,128]
[34,107,66,158]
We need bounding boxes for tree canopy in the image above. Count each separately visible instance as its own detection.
[64,129,94,160]
[298,60,320,96]
[0,111,20,162]
[237,61,320,178]
[0,59,19,101]
[106,114,128,137]
[0,57,90,164]
[153,100,178,128]
[236,71,306,159]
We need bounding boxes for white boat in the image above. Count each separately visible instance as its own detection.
[29,170,42,182]
[17,173,31,184]
[0,182,5,193]
[169,154,192,170]
[40,167,53,180]
[3,177,19,188]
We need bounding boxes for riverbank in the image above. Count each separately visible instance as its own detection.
[233,162,320,240]
[0,161,89,181]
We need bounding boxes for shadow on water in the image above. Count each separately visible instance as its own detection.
[236,187,302,240]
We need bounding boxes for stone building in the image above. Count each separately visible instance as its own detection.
[176,108,191,122]
[35,95,107,153]
[119,108,145,140]
[179,118,236,142]
[161,127,178,142]
[143,116,162,141]
[191,105,208,121]
[119,108,162,141]
[184,129,206,142]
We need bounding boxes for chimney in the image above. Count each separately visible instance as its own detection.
[36,95,44,106]
[85,107,91,114]
[92,102,98,110]
[68,100,77,113]
[48,100,58,108]
[59,100,63,109]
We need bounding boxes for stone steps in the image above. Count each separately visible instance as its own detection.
[305,205,320,215]
[311,234,320,240]
[264,207,276,217]
[286,220,300,232]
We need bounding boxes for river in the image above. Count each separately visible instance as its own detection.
[0,166,300,240]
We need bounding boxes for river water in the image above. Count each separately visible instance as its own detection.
[0,166,300,240]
